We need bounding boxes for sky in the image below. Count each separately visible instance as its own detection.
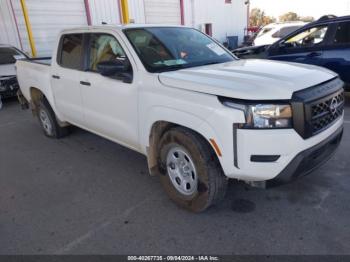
[250,0,350,20]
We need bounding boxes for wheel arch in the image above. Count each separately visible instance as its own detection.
[29,87,68,127]
[144,112,224,177]
[29,87,45,115]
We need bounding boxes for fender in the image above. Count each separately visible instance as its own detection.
[141,106,228,174]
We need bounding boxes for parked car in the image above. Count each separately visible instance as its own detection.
[253,22,306,46]
[16,25,344,212]
[0,44,28,105]
[233,16,350,90]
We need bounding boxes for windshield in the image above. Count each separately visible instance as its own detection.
[124,27,235,73]
[0,47,25,65]
[257,27,274,37]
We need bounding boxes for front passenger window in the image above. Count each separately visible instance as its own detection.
[284,26,328,48]
[89,34,127,71]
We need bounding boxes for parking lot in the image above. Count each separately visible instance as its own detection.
[0,96,349,255]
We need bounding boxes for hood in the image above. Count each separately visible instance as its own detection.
[0,63,16,77]
[158,59,337,100]
[232,45,269,59]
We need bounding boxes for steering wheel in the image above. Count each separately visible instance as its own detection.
[141,46,165,64]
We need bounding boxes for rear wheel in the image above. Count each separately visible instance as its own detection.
[37,99,69,138]
[158,127,227,212]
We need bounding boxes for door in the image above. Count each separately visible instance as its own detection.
[0,0,21,48]
[144,0,181,24]
[11,0,88,57]
[322,21,350,85]
[268,25,330,66]
[79,33,139,149]
[51,33,85,126]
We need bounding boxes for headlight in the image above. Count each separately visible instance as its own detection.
[245,104,292,128]
[221,99,293,129]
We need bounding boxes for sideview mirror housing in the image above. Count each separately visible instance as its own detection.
[97,60,126,76]
[278,41,294,49]
[278,41,286,48]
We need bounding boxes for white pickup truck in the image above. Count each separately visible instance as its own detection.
[16,25,344,212]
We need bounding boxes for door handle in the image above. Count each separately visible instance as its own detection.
[307,52,322,58]
[80,81,91,86]
[52,75,60,79]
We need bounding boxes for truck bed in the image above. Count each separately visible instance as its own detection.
[16,58,52,103]
[23,57,51,65]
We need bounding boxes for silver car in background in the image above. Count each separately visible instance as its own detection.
[0,44,28,107]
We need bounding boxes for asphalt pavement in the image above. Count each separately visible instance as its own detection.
[0,95,349,255]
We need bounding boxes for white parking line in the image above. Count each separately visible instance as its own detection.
[54,220,112,255]
[54,196,153,254]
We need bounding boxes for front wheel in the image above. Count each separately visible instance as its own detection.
[158,127,228,212]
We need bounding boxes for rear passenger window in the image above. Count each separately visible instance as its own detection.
[59,34,83,70]
[334,22,350,45]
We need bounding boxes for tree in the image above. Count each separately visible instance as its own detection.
[279,12,299,22]
[249,8,264,26]
[262,15,276,25]
[299,16,315,22]
[278,12,315,23]
[249,8,276,27]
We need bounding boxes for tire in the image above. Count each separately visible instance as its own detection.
[158,127,228,212]
[37,98,69,138]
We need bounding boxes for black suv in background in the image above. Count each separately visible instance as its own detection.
[233,16,350,90]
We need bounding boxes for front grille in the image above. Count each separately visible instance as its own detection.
[292,78,345,139]
[310,92,344,135]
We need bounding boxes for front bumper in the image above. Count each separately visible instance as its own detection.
[223,116,344,181]
[0,76,19,98]
[0,88,18,98]
[267,125,343,186]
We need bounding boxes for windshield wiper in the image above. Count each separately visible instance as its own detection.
[157,61,225,73]
[199,61,223,67]
[158,64,189,72]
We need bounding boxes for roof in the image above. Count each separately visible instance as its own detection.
[269,21,306,25]
[0,44,14,48]
[309,15,350,26]
[60,24,189,33]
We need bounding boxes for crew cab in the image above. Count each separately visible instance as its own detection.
[233,15,350,90]
[16,25,344,212]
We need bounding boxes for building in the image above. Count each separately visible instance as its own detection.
[0,0,248,57]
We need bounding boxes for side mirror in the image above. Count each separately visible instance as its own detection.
[278,42,286,49]
[279,41,295,49]
[97,60,126,77]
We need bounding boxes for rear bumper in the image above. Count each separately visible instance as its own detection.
[267,125,343,186]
